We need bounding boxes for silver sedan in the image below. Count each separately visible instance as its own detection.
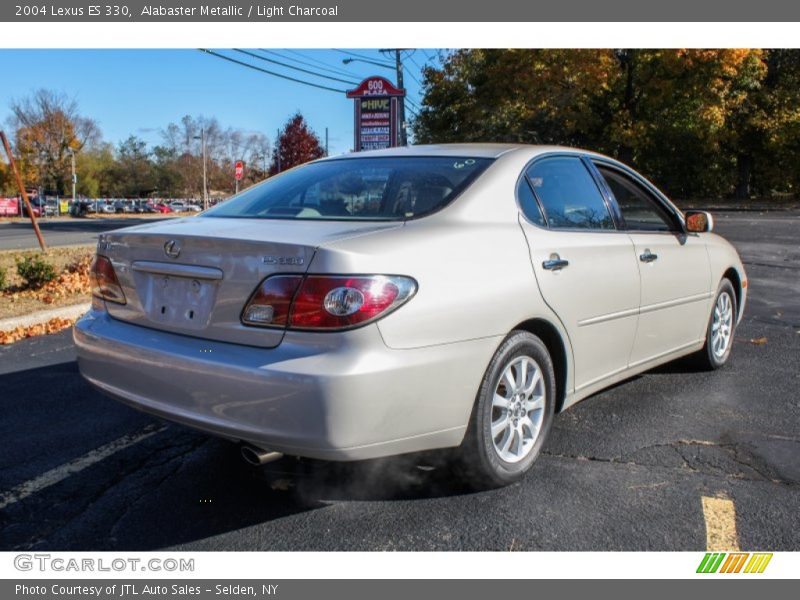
[74,144,746,486]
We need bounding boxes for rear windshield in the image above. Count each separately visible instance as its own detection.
[203,156,493,221]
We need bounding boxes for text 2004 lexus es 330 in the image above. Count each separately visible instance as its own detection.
[74,144,746,486]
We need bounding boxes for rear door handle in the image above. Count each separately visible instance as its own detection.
[543,258,570,271]
[639,249,658,263]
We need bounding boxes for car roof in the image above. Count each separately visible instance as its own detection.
[319,143,588,160]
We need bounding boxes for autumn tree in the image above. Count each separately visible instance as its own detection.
[7,89,100,195]
[0,160,12,196]
[413,49,786,199]
[270,113,324,175]
[723,49,800,198]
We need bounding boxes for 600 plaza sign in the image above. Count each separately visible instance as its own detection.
[346,76,405,151]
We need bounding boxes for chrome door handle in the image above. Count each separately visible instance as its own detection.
[543,258,570,271]
[639,249,658,263]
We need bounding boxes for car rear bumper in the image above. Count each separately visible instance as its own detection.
[74,308,499,461]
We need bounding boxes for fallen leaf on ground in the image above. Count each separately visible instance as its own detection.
[0,317,76,345]
[748,336,768,346]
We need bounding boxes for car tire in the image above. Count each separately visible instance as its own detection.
[696,279,738,370]
[458,330,556,488]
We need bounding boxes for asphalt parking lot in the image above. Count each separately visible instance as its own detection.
[0,217,170,250]
[0,211,798,551]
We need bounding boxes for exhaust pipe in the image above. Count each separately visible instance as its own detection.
[240,444,284,466]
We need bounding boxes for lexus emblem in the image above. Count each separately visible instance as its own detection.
[164,239,181,259]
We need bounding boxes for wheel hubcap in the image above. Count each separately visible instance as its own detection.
[711,291,734,359]
[491,356,545,463]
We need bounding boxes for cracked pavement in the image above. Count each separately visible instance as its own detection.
[0,211,798,550]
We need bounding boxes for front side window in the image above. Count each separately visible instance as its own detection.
[595,165,677,232]
[526,157,614,230]
[203,156,493,221]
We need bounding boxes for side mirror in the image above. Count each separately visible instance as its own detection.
[685,210,714,233]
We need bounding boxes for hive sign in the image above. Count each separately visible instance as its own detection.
[346,76,406,152]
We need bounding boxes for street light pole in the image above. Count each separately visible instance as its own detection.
[69,148,76,204]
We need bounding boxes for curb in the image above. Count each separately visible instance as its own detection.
[0,302,90,333]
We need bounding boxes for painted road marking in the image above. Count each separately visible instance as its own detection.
[701,495,740,551]
[0,424,166,511]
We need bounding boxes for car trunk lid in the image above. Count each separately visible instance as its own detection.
[99,217,401,348]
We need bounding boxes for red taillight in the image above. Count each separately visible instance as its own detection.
[241,275,303,327]
[90,255,126,305]
[242,275,416,331]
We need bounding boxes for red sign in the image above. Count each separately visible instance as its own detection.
[234,160,244,181]
[346,77,406,152]
[0,198,19,216]
[346,76,405,99]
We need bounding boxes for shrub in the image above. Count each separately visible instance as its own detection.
[0,266,6,290]
[16,255,56,289]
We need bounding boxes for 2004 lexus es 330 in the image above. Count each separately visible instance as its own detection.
[75,144,746,486]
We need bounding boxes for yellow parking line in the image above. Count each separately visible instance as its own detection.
[701,495,740,551]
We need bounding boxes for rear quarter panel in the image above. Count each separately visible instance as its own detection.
[309,151,572,375]
[311,218,545,349]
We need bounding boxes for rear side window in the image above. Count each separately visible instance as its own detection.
[203,156,493,221]
[517,176,546,226]
[526,157,614,230]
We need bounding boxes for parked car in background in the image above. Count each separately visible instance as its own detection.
[185,204,202,212]
[132,200,157,214]
[98,201,116,214]
[44,198,59,217]
[75,144,747,487]
[154,203,173,214]
[113,200,135,214]
[21,197,45,217]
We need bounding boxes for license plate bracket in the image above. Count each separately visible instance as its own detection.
[135,272,218,330]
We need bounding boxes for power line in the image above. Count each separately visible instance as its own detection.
[404,68,423,87]
[333,49,394,67]
[406,52,425,72]
[234,49,360,86]
[263,49,363,79]
[199,49,347,94]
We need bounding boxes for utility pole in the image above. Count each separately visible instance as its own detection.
[394,49,407,146]
[379,49,408,146]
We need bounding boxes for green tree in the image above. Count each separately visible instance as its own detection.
[76,143,116,197]
[114,136,154,197]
